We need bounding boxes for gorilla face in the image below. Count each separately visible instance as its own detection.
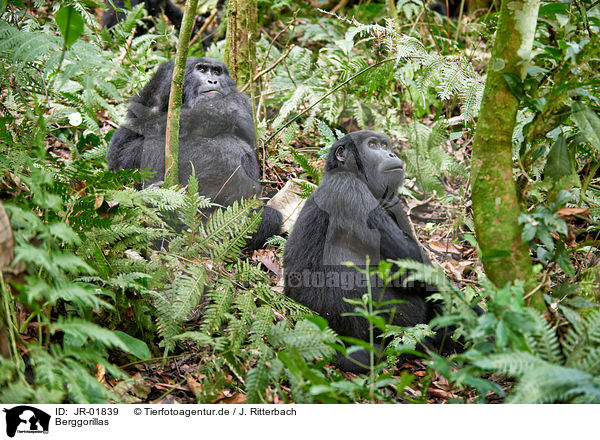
[329,130,405,201]
[362,133,405,199]
[183,58,237,107]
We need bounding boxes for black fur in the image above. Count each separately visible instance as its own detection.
[102,0,184,29]
[284,130,463,372]
[106,57,281,250]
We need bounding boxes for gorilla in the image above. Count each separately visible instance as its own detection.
[107,57,282,250]
[284,130,462,372]
[102,0,184,29]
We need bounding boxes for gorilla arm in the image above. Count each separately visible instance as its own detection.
[367,206,426,263]
[163,0,184,28]
[106,126,143,171]
[107,104,168,172]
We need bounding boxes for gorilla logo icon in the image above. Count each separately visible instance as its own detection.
[3,406,50,438]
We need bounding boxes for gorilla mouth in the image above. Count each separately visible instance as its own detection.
[200,90,224,95]
[382,165,403,173]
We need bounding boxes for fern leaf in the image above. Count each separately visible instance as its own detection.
[201,280,234,335]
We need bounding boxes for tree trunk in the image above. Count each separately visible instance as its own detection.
[225,0,257,87]
[164,0,199,187]
[225,0,258,146]
[470,0,542,308]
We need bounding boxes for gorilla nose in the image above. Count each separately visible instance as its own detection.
[208,79,218,85]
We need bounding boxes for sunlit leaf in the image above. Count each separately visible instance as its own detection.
[543,134,573,182]
[55,6,84,48]
[571,102,600,151]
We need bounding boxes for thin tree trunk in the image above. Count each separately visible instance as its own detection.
[164,0,199,187]
[470,0,543,308]
[225,0,258,144]
[225,0,257,87]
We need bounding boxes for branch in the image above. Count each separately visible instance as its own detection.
[265,57,393,145]
[239,44,295,93]
[189,7,218,47]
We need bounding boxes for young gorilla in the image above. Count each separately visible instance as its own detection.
[106,57,282,250]
[284,130,461,372]
[102,0,184,29]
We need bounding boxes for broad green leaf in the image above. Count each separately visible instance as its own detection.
[495,321,508,347]
[55,6,84,48]
[521,223,537,243]
[536,245,552,264]
[495,285,512,306]
[503,72,525,102]
[304,315,329,331]
[112,331,151,360]
[539,2,569,16]
[571,102,600,151]
[543,134,573,182]
[536,224,554,252]
[554,241,575,278]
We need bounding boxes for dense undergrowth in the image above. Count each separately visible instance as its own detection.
[0,0,599,403]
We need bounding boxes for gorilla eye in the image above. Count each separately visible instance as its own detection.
[214,67,222,75]
[196,64,207,72]
[368,140,378,149]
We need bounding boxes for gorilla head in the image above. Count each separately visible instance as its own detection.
[182,58,237,107]
[326,130,405,201]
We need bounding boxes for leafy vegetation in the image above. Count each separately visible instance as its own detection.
[0,0,598,404]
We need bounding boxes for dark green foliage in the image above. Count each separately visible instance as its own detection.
[291,151,321,184]
[1,149,158,402]
[518,190,574,276]
[403,260,600,403]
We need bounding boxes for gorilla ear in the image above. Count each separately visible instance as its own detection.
[335,145,346,163]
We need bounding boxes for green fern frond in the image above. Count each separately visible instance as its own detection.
[314,118,337,145]
[265,235,287,248]
[245,351,273,404]
[200,280,234,335]
[226,294,256,351]
[525,309,563,364]
[253,285,312,316]
[110,3,147,37]
[294,180,318,199]
[230,259,270,284]
[154,263,206,349]
[562,309,600,374]
[170,264,207,321]
[507,365,600,404]
[204,199,262,263]
[476,351,546,377]
[268,320,338,361]
[250,306,276,343]
[282,122,299,147]
[273,85,308,129]
[291,151,322,184]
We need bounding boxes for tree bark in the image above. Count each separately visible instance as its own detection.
[470,0,542,308]
[225,0,257,87]
[164,0,199,187]
[225,0,258,146]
